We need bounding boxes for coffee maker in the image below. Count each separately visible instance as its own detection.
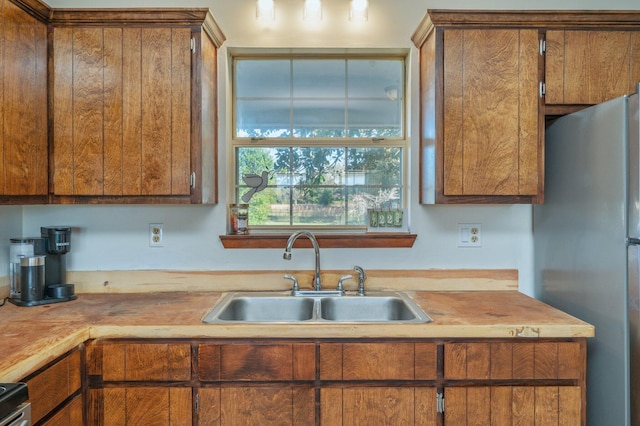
[8,226,77,306]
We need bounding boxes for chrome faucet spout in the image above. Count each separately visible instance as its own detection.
[283,230,322,291]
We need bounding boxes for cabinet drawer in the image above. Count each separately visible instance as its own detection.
[89,387,192,425]
[198,386,315,425]
[198,343,315,381]
[88,341,191,382]
[444,341,584,380]
[320,342,437,381]
[41,394,83,426]
[25,349,82,424]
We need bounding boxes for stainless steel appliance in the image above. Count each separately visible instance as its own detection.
[533,87,640,425]
[0,383,30,426]
[8,227,76,307]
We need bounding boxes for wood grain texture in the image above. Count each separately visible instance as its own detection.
[415,342,438,380]
[53,27,75,195]
[518,29,540,196]
[219,232,417,249]
[341,387,416,425]
[549,31,633,105]
[442,29,540,197]
[170,28,191,195]
[220,387,303,426]
[419,29,437,205]
[104,387,194,425]
[141,28,172,195]
[103,27,124,196]
[415,388,438,426]
[122,28,142,195]
[442,29,464,195]
[52,23,195,200]
[545,30,566,105]
[72,27,105,195]
[293,343,316,380]
[444,342,583,380]
[199,29,218,204]
[41,394,83,426]
[446,386,581,425]
[342,343,416,381]
[320,388,342,426]
[319,343,343,380]
[101,342,191,382]
[219,344,294,381]
[25,349,82,423]
[197,388,220,425]
[632,33,640,94]
[1,0,48,196]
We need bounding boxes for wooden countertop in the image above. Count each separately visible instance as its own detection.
[0,291,593,382]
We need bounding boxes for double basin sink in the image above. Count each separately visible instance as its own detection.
[202,291,432,324]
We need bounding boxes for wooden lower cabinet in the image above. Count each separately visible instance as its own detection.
[23,347,83,425]
[41,394,83,426]
[197,386,315,426]
[444,386,581,425]
[320,387,437,426]
[89,387,192,425]
[84,338,586,425]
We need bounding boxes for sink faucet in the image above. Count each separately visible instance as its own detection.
[283,230,322,291]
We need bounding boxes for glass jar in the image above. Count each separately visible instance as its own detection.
[9,238,36,298]
[228,204,249,235]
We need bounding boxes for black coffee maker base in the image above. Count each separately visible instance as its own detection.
[8,294,77,307]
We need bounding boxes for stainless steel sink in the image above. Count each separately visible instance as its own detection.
[205,294,315,322]
[319,294,428,322]
[202,291,432,324]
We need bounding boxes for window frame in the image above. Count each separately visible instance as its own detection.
[228,49,411,233]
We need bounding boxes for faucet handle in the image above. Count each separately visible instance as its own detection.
[353,265,366,296]
[336,275,352,293]
[284,274,299,294]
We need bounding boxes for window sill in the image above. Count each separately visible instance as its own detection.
[219,233,417,249]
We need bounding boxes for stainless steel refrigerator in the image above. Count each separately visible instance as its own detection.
[534,89,640,425]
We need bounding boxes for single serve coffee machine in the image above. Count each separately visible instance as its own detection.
[8,226,77,306]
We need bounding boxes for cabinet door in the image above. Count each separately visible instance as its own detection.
[444,341,584,380]
[25,349,82,424]
[52,26,191,197]
[319,342,437,381]
[87,341,191,382]
[546,30,640,105]
[197,386,315,426]
[320,387,437,426]
[198,343,316,382]
[444,386,581,425]
[442,29,540,197]
[91,387,192,426]
[0,0,48,198]
[41,394,83,426]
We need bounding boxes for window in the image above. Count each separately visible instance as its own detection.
[232,54,407,229]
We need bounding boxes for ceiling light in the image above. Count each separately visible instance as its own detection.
[350,0,368,22]
[257,0,275,21]
[303,0,322,21]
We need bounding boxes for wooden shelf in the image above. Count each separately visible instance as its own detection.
[219,233,417,249]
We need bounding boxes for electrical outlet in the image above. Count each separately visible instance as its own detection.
[149,223,163,247]
[458,223,481,247]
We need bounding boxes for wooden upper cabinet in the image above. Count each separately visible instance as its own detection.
[50,9,224,204]
[413,11,543,204]
[443,28,540,199]
[0,0,48,203]
[546,30,640,106]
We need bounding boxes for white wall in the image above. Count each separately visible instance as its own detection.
[15,0,640,296]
